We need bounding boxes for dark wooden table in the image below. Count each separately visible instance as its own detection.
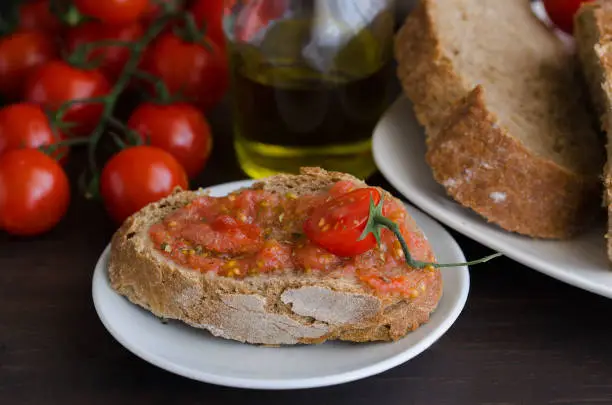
[2,102,612,405]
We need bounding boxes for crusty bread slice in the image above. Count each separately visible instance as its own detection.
[575,0,612,262]
[107,168,443,345]
[395,0,604,239]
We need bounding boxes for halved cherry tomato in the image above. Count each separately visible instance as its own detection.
[140,31,228,111]
[0,148,70,236]
[303,187,382,257]
[543,0,593,34]
[100,146,189,224]
[127,102,212,178]
[0,31,58,101]
[0,103,68,163]
[74,0,149,24]
[18,0,62,36]
[65,21,144,81]
[23,60,110,137]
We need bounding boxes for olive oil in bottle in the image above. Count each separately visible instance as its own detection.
[225,3,396,179]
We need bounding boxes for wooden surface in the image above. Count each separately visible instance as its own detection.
[1,102,612,405]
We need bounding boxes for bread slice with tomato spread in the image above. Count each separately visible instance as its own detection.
[395,0,604,239]
[107,167,443,345]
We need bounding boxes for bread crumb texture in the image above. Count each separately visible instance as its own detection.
[395,0,605,239]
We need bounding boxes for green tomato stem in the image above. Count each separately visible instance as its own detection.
[132,69,174,104]
[108,116,142,146]
[364,194,502,269]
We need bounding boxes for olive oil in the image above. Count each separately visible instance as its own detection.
[226,14,396,179]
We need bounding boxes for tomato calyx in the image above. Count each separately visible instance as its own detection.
[173,11,216,52]
[50,1,86,28]
[131,69,186,106]
[359,195,502,269]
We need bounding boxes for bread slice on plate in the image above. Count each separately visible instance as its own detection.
[395,0,604,239]
[575,0,612,262]
[107,168,443,345]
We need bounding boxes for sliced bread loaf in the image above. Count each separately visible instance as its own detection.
[575,0,612,261]
[395,0,604,239]
[107,168,443,345]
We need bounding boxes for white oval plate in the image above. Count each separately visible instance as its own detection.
[92,180,470,390]
[373,97,612,299]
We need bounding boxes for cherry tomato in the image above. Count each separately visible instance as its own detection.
[189,0,228,48]
[0,103,68,163]
[18,0,62,35]
[304,187,384,257]
[543,0,593,34]
[232,0,287,42]
[141,32,228,111]
[65,21,144,81]
[127,102,212,178]
[100,146,189,224]
[24,61,110,137]
[74,0,149,24]
[0,149,70,236]
[0,31,58,101]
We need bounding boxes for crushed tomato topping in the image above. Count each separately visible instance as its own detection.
[148,181,438,298]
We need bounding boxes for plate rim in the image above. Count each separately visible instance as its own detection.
[92,179,471,390]
[373,97,612,300]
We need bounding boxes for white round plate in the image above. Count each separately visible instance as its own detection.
[92,180,470,390]
[373,97,612,299]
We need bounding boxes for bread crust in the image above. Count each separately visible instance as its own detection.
[576,1,612,262]
[107,168,443,345]
[395,0,603,239]
[426,87,599,238]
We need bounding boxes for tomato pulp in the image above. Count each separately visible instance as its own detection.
[149,181,438,298]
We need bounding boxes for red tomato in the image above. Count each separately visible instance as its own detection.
[304,187,382,257]
[0,149,70,236]
[74,0,149,24]
[127,102,212,178]
[232,0,287,42]
[189,0,228,48]
[0,31,58,101]
[543,0,593,34]
[18,0,62,35]
[141,32,228,111]
[65,21,144,81]
[0,103,68,163]
[100,146,189,224]
[24,61,110,137]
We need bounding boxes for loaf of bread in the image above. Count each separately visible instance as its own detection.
[395,0,604,239]
[107,168,443,345]
[575,0,612,261]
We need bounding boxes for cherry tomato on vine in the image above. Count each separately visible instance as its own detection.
[304,187,384,257]
[18,0,62,36]
[65,21,144,81]
[0,149,70,236]
[141,32,228,111]
[100,146,189,224]
[0,103,68,163]
[74,0,149,24]
[24,61,110,137]
[189,0,229,48]
[543,0,593,34]
[0,31,58,101]
[127,102,212,178]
